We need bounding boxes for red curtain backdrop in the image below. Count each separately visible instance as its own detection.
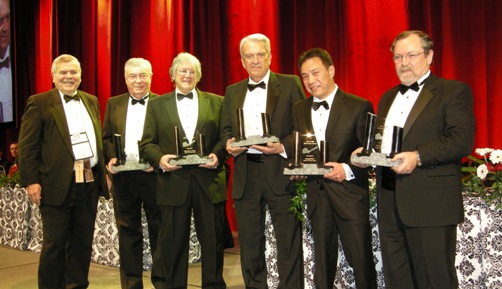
[4,0,502,229]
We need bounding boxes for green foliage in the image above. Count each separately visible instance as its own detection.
[0,170,20,187]
[462,171,502,210]
[289,180,306,223]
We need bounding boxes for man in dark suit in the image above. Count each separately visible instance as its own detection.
[293,48,377,289]
[220,33,306,289]
[103,58,161,289]
[354,30,475,289]
[18,54,109,289]
[141,52,227,289]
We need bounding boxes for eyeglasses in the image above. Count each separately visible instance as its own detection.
[0,13,9,27]
[243,52,268,61]
[393,52,425,63]
[177,69,196,76]
[127,73,150,81]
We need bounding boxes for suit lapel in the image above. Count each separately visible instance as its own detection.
[116,94,129,138]
[325,89,344,141]
[301,98,314,133]
[379,88,398,119]
[49,89,74,156]
[195,88,208,135]
[403,85,433,140]
[266,72,280,116]
[80,91,100,135]
[164,92,186,139]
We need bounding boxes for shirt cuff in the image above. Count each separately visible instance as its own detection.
[341,163,355,181]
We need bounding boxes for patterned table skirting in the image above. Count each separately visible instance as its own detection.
[0,185,201,271]
[264,196,502,289]
[2,185,500,288]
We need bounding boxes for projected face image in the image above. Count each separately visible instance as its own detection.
[0,0,10,59]
[0,0,11,123]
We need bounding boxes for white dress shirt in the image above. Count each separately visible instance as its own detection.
[124,94,149,162]
[311,85,354,180]
[176,88,199,144]
[59,91,98,167]
[380,71,430,154]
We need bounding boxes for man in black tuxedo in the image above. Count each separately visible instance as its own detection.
[103,58,161,289]
[220,33,306,289]
[293,48,377,289]
[18,54,109,289]
[354,30,475,289]
[141,52,227,289]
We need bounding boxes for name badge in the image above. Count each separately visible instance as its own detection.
[71,132,94,160]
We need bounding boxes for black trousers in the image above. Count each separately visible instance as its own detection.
[234,160,304,289]
[38,179,98,289]
[112,171,160,289]
[378,187,459,289]
[152,177,226,289]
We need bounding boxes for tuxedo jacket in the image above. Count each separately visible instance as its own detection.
[293,89,373,219]
[141,88,227,206]
[18,88,109,205]
[376,73,476,227]
[102,92,158,162]
[220,72,306,199]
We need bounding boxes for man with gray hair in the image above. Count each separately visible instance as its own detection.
[103,58,161,289]
[141,52,228,289]
[220,33,306,288]
[18,54,109,288]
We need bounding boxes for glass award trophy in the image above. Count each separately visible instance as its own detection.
[231,109,279,147]
[168,127,212,166]
[283,131,333,175]
[110,134,150,172]
[350,112,402,167]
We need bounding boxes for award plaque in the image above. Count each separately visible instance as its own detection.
[169,127,212,166]
[111,134,150,173]
[231,109,279,147]
[351,112,402,167]
[283,132,333,175]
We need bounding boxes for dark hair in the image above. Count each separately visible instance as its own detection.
[298,48,333,71]
[390,30,434,55]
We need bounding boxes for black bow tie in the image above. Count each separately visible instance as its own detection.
[64,94,80,103]
[177,92,194,101]
[0,57,9,69]
[247,81,266,91]
[398,82,420,94]
[312,100,329,111]
[131,95,148,105]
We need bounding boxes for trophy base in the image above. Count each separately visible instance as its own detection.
[169,154,212,166]
[232,135,280,147]
[283,163,333,175]
[351,153,402,167]
[111,160,150,173]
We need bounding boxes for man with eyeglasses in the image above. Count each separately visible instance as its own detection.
[353,30,475,289]
[220,33,306,288]
[0,0,12,122]
[102,58,161,289]
[141,52,228,289]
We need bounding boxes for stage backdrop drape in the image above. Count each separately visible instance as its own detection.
[5,0,502,230]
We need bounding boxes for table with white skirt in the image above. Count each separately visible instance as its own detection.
[1,185,500,288]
